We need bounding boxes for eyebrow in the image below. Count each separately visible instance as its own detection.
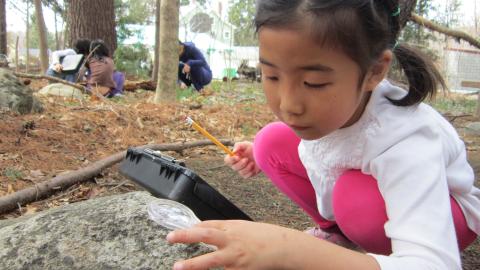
[259,57,334,72]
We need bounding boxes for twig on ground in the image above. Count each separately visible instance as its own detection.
[443,114,472,123]
[108,180,130,192]
[0,139,235,215]
[13,72,86,92]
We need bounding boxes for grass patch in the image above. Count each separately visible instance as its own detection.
[429,94,477,114]
[3,168,24,181]
[176,87,197,101]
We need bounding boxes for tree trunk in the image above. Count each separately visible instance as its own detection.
[152,0,161,82]
[33,0,49,74]
[67,0,117,55]
[399,0,418,28]
[0,0,6,56]
[15,36,19,72]
[25,5,30,72]
[54,11,60,50]
[154,0,179,103]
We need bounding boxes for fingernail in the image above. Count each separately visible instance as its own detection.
[166,232,174,242]
[173,262,184,270]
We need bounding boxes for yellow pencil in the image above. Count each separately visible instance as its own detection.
[186,117,235,156]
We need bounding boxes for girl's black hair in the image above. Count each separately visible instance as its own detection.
[255,0,446,106]
[73,39,91,55]
[90,39,110,59]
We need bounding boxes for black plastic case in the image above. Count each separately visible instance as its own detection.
[119,148,252,221]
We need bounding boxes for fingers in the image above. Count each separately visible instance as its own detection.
[224,141,259,179]
[172,250,234,270]
[239,162,258,178]
[232,141,251,154]
[233,159,257,178]
[224,156,258,179]
[167,226,227,248]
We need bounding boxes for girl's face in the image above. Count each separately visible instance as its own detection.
[259,27,381,140]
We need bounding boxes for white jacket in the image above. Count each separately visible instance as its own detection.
[298,80,479,270]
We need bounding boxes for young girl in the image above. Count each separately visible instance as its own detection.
[87,39,124,97]
[167,1,480,269]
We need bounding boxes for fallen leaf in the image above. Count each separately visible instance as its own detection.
[29,170,45,179]
[24,205,38,215]
[7,184,14,194]
[87,187,103,199]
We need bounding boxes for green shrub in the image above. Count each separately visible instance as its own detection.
[114,43,152,80]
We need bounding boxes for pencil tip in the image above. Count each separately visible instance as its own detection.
[185,117,193,125]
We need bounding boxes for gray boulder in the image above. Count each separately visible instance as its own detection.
[38,83,85,100]
[0,192,213,270]
[465,122,480,136]
[0,68,43,114]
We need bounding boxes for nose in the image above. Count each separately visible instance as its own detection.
[278,81,304,116]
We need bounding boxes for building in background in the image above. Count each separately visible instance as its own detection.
[123,1,259,80]
[444,47,480,92]
[440,32,480,93]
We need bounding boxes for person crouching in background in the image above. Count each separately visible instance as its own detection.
[178,41,212,94]
[87,39,125,98]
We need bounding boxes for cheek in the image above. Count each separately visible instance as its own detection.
[262,84,280,110]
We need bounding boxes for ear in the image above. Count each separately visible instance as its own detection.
[362,50,393,92]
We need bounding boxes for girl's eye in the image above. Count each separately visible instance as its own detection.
[304,82,330,89]
[265,76,278,81]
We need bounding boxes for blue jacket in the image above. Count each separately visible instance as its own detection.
[180,42,211,72]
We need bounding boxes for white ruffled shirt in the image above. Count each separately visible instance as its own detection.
[298,80,480,270]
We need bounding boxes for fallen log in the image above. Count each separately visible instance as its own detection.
[124,80,156,92]
[0,139,234,214]
[13,72,86,92]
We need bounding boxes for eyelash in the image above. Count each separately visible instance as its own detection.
[304,82,330,89]
[265,76,329,89]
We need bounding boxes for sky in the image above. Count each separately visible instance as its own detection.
[6,2,57,33]
[5,0,480,33]
[433,0,478,25]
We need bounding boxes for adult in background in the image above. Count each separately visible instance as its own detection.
[46,39,91,82]
[87,39,125,98]
[178,41,212,93]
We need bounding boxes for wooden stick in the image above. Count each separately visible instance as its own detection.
[13,72,86,92]
[75,44,100,83]
[15,36,19,72]
[0,139,234,214]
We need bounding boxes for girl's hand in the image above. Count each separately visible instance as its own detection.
[224,141,261,179]
[54,63,63,72]
[166,220,301,270]
[183,64,191,74]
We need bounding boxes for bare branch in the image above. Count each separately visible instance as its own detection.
[410,13,480,50]
[13,72,86,91]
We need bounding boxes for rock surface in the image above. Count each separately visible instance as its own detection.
[0,69,43,114]
[0,192,212,270]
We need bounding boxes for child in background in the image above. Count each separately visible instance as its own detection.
[87,39,124,97]
[167,1,480,270]
[46,39,91,82]
[178,41,212,93]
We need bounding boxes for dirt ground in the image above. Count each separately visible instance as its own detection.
[1,78,479,269]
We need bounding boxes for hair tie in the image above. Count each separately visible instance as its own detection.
[392,41,399,50]
[391,6,401,17]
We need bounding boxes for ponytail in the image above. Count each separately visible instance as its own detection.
[389,44,447,106]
